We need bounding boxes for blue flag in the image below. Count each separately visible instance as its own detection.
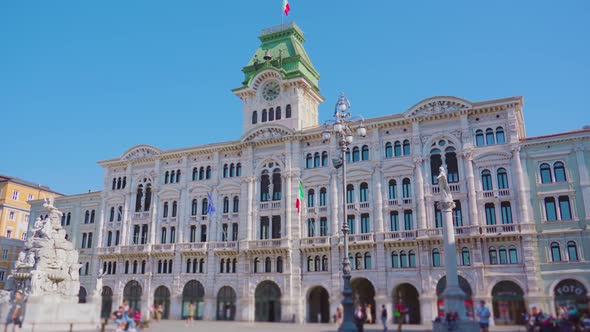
[207,192,216,216]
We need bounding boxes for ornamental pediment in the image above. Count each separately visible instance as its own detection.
[404,96,472,118]
[241,125,293,143]
[121,145,161,161]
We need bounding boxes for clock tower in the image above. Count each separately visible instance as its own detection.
[233,22,324,135]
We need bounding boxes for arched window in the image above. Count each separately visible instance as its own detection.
[359,182,369,202]
[232,258,237,273]
[508,245,518,264]
[461,247,470,266]
[307,189,315,208]
[272,168,282,201]
[364,252,372,269]
[388,179,397,199]
[307,218,315,237]
[264,257,271,273]
[176,170,181,182]
[122,177,127,188]
[201,198,208,215]
[475,129,484,146]
[268,107,274,121]
[276,256,283,273]
[430,148,442,184]
[254,258,260,273]
[260,170,270,201]
[161,227,167,244]
[400,250,408,268]
[144,184,152,211]
[352,147,360,162]
[445,147,459,183]
[403,140,411,155]
[485,203,496,225]
[390,211,399,231]
[403,210,413,230]
[319,188,327,206]
[112,178,117,190]
[275,106,281,120]
[233,196,239,213]
[385,142,393,158]
[402,178,411,198]
[489,247,498,265]
[261,109,267,122]
[314,152,320,168]
[314,256,320,272]
[109,207,115,222]
[485,128,495,145]
[346,184,355,203]
[125,260,130,274]
[501,202,512,224]
[434,205,442,228]
[499,245,508,264]
[545,197,557,221]
[223,197,229,214]
[321,151,328,167]
[394,141,402,157]
[354,253,362,270]
[223,164,228,178]
[495,127,505,144]
[497,168,509,189]
[132,261,138,274]
[286,104,292,118]
[361,145,369,161]
[170,170,176,183]
[453,201,463,226]
[117,177,122,189]
[172,201,177,217]
[163,202,169,218]
[186,259,191,273]
[567,241,579,261]
[230,163,235,177]
[164,171,170,184]
[432,248,441,267]
[481,170,493,191]
[305,154,312,169]
[191,199,198,216]
[192,168,198,181]
[408,250,416,267]
[559,196,572,220]
[554,161,567,182]
[206,166,212,179]
[199,167,205,180]
[252,111,258,124]
[66,212,71,225]
[551,242,562,262]
[391,251,399,268]
[220,259,225,273]
[322,255,328,271]
[236,163,242,176]
[189,225,196,243]
[307,256,313,272]
[540,163,552,183]
[84,210,90,224]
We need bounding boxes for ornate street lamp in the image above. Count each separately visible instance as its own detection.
[322,93,366,332]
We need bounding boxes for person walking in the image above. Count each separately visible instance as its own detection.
[156,304,163,322]
[354,305,367,332]
[366,304,373,324]
[186,303,195,326]
[9,290,24,331]
[476,300,491,332]
[381,304,388,332]
[395,300,407,332]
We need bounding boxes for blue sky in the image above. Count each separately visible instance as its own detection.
[1,1,589,195]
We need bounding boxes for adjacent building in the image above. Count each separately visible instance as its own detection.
[28,22,590,325]
[0,174,61,288]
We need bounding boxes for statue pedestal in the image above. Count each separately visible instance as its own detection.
[433,320,480,332]
[21,295,101,330]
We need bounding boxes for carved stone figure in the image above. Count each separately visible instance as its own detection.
[16,251,27,268]
[26,252,36,267]
[437,166,453,202]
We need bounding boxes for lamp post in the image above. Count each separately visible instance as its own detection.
[322,93,366,332]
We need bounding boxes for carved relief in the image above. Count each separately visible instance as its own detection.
[243,127,292,143]
[122,145,161,161]
[405,98,471,118]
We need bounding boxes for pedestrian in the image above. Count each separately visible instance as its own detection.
[366,304,373,324]
[156,304,163,322]
[9,290,24,331]
[335,306,342,324]
[186,303,195,326]
[476,300,491,332]
[395,300,408,332]
[354,305,367,332]
[381,304,388,332]
[112,306,125,332]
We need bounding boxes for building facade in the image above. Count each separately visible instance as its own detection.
[28,22,590,325]
[0,174,61,288]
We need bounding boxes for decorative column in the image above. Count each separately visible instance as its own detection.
[284,171,293,238]
[373,164,384,233]
[246,176,256,240]
[511,146,531,223]
[413,156,427,230]
[462,150,479,226]
[330,170,339,236]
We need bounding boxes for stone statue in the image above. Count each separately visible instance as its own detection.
[94,269,106,299]
[16,252,27,268]
[26,252,35,267]
[437,166,453,202]
[32,217,44,237]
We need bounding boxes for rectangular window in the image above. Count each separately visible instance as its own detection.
[485,204,496,225]
[403,210,413,230]
[222,224,228,242]
[307,219,315,237]
[319,217,328,236]
[1,249,8,260]
[24,215,29,223]
[0,271,5,281]
[390,211,399,231]
[87,232,93,248]
[545,197,557,221]
[8,212,15,220]
[260,217,269,240]
[20,233,26,241]
[27,193,34,201]
[232,223,238,241]
[82,233,88,249]
[271,216,281,239]
[200,225,207,242]
[319,190,327,206]
[501,202,512,224]
[559,196,572,220]
[6,230,12,238]
[360,214,370,233]
[347,215,355,234]
[115,230,120,246]
[434,205,442,228]
[12,190,19,201]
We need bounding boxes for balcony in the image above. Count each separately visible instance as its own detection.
[480,189,511,199]
[152,243,175,252]
[481,224,519,235]
[211,241,239,251]
[432,184,461,194]
[119,244,151,255]
[301,236,331,247]
[307,207,317,214]
[133,211,151,220]
[346,233,374,244]
[454,225,480,236]
[178,242,208,252]
[383,230,417,241]
[419,228,443,237]
[318,206,328,213]
[259,201,282,210]
[96,246,121,255]
[346,203,356,210]
[359,202,370,210]
[244,238,289,253]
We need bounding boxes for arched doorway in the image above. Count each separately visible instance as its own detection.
[78,286,87,303]
[255,280,281,322]
[154,286,171,319]
[436,276,473,318]
[101,286,113,318]
[123,280,142,311]
[308,286,330,323]
[351,278,376,323]
[216,286,237,321]
[554,279,589,314]
[182,280,205,319]
[492,281,525,325]
[392,283,421,324]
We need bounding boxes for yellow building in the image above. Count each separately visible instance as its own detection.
[0,174,61,288]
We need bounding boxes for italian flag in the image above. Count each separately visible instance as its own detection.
[283,0,291,16]
[295,180,304,213]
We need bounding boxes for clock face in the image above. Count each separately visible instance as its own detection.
[261,81,280,101]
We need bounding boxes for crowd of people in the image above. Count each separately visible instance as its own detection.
[109,302,164,332]
[523,305,586,332]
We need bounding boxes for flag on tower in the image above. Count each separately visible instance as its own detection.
[283,0,291,16]
[295,180,304,213]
